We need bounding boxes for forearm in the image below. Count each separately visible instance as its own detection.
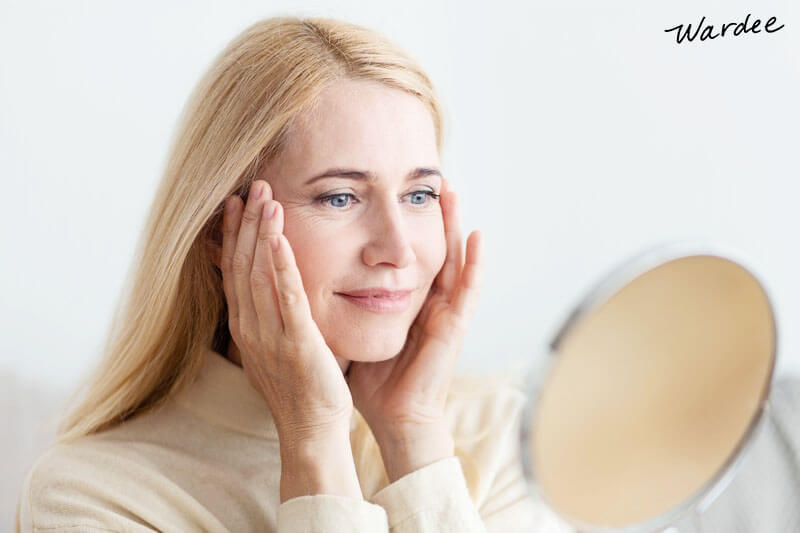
[375,423,455,483]
[279,425,363,503]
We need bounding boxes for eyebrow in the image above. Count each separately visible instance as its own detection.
[303,167,443,186]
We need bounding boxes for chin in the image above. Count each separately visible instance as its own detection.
[328,328,409,363]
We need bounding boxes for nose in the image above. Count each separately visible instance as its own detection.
[361,200,416,269]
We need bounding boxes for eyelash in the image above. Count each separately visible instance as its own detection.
[317,190,441,210]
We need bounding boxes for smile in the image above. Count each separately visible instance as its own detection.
[335,292,412,313]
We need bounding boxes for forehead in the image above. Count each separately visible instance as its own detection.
[272,79,440,184]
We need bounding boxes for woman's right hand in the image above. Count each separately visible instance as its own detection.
[219,179,359,500]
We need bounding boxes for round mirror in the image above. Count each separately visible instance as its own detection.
[521,243,777,532]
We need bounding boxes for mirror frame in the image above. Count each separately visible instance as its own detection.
[519,240,779,532]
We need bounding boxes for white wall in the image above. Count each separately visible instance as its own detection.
[2,0,798,392]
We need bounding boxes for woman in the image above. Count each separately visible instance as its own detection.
[16,16,572,532]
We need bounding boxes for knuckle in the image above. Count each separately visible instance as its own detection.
[276,287,298,307]
[231,251,251,275]
[250,268,272,289]
[241,208,260,225]
[272,255,290,273]
[221,223,237,237]
[257,228,272,242]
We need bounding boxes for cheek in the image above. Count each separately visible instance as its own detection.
[282,224,334,296]
[414,217,447,278]
[286,240,341,328]
[282,219,361,310]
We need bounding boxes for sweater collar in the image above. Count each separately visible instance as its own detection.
[174,344,359,440]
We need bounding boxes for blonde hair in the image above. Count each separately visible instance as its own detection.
[55,15,446,445]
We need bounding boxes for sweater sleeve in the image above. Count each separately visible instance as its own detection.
[367,383,576,533]
[277,494,389,532]
[367,456,571,533]
[370,455,485,532]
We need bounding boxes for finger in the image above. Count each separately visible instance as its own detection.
[251,199,285,336]
[232,180,273,341]
[435,178,463,300]
[220,195,243,324]
[449,230,483,324]
[266,212,316,341]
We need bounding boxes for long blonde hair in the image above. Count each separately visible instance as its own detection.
[55,15,446,445]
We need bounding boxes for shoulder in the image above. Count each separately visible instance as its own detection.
[17,439,112,531]
[17,432,173,532]
[21,438,111,492]
[21,417,170,492]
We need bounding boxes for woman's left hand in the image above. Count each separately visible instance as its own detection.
[346,177,484,482]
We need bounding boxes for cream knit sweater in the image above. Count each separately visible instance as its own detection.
[15,345,573,532]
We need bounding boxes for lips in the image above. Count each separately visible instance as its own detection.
[338,288,413,299]
[336,290,413,313]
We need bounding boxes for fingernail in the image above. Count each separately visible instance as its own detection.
[270,235,280,252]
[224,196,236,213]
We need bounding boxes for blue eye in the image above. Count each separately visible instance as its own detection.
[317,190,440,209]
[319,193,355,209]
[408,190,440,206]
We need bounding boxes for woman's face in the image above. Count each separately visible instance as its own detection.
[260,79,446,368]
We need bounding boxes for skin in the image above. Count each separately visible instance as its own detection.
[208,78,483,490]
[239,78,448,372]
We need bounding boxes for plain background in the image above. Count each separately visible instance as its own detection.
[1,0,798,392]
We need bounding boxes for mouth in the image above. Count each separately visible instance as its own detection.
[338,288,414,299]
[335,291,413,313]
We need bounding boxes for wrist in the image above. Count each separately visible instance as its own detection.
[375,423,455,483]
[279,425,362,503]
